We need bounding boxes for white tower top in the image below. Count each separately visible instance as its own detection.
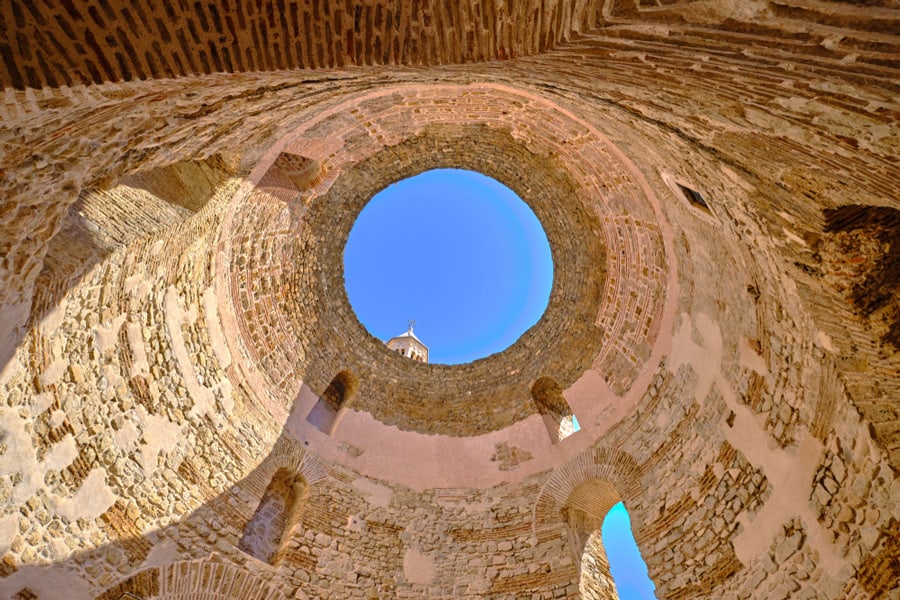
[386,320,429,363]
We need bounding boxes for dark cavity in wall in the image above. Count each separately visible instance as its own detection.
[824,205,900,349]
[677,183,710,213]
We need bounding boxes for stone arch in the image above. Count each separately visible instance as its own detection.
[30,154,235,327]
[532,449,647,597]
[236,437,325,564]
[533,448,643,542]
[798,203,900,462]
[95,559,298,600]
[264,435,329,486]
[158,560,301,599]
[271,152,326,192]
[531,376,578,443]
[564,479,626,599]
[321,370,359,411]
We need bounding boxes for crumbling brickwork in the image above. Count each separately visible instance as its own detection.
[0,1,898,599]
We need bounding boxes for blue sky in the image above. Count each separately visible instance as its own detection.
[603,502,657,599]
[343,168,553,364]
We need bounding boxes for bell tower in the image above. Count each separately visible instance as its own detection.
[386,320,429,363]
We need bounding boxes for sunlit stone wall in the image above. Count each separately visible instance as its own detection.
[0,1,897,598]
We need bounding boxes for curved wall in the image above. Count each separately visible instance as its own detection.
[0,2,898,599]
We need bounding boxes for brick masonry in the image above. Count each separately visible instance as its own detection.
[0,2,898,599]
[219,83,668,435]
[0,0,602,88]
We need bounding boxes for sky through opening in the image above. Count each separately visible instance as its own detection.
[343,168,553,364]
[602,502,657,599]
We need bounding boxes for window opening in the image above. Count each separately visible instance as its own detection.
[597,502,656,599]
[306,370,358,435]
[559,414,581,439]
[563,480,656,600]
[677,183,710,212]
[531,376,579,443]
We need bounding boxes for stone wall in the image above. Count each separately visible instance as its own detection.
[1,1,898,598]
[218,85,668,434]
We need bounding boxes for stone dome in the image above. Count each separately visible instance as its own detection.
[0,2,898,599]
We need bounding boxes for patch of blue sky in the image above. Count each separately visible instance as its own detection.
[344,168,553,364]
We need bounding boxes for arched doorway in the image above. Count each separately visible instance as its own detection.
[560,479,655,599]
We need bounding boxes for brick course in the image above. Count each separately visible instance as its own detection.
[0,2,898,599]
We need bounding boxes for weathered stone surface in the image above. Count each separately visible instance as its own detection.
[0,2,898,599]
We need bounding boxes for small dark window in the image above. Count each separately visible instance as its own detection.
[677,184,710,212]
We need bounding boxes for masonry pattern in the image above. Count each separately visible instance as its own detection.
[0,1,898,599]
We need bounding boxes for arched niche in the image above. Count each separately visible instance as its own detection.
[532,376,579,443]
[30,154,235,327]
[306,370,359,435]
[560,478,626,598]
[821,204,900,349]
[238,468,309,565]
[532,450,653,598]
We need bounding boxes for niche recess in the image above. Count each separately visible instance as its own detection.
[306,370,359,435]
[531,377,579,443]
[272,152,325,190]
[238,469,309,565]
[822,204,900,349]
[30,154,234,326]
[677,183,710,212]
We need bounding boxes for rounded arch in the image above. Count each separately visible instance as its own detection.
[238,467,309,564]
[532,448,643,543]
[533,448,649,599]
[532,377,569,416]
[532,376,578,442]
[321,370,359,411]
[158,560,298,599]
[262,435,328,487]
[235,436,327,564]
[305,370,360,435]
[95,558,301,600]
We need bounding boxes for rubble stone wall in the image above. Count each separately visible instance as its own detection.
[0,1,897,598]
